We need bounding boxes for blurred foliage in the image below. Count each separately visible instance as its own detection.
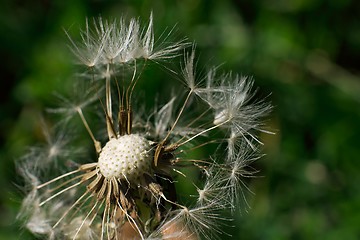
[1,0,360,239]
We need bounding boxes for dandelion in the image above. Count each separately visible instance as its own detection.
[18,13,271,240]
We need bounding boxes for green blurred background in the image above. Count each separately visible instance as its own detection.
[1,0,360,239]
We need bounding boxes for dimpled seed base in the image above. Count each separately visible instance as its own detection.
[98,134,152,180]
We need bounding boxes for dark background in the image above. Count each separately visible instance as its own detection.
[1,0,360,239]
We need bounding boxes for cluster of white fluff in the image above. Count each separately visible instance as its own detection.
[18,13,271,240]
[66,12,184,68]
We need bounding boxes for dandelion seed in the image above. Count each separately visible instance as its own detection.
[18,13,271,240]
[195,69,272,151]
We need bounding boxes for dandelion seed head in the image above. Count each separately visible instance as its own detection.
[18,13,271,240]
[98,134,152,180]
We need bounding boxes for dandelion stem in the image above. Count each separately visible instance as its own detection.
[178,119,230,147]
[112,204,120,240]
[163,90,193,143]
[68,193,95,220]
[76,107,102,153]
[36,168,81,189]
[40,181,83,207]
[160,193,186,210]
[47,174,84,194]
[100,205,106,240]
[129,60,147,108]
[117,201,145,240]
[52,191,91,228]
[105,63,116,139]
[126,61,137,111]
[106,203,111,240]
[184,107,211,130]
[72,199,99,240]
[175,139,220,154]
